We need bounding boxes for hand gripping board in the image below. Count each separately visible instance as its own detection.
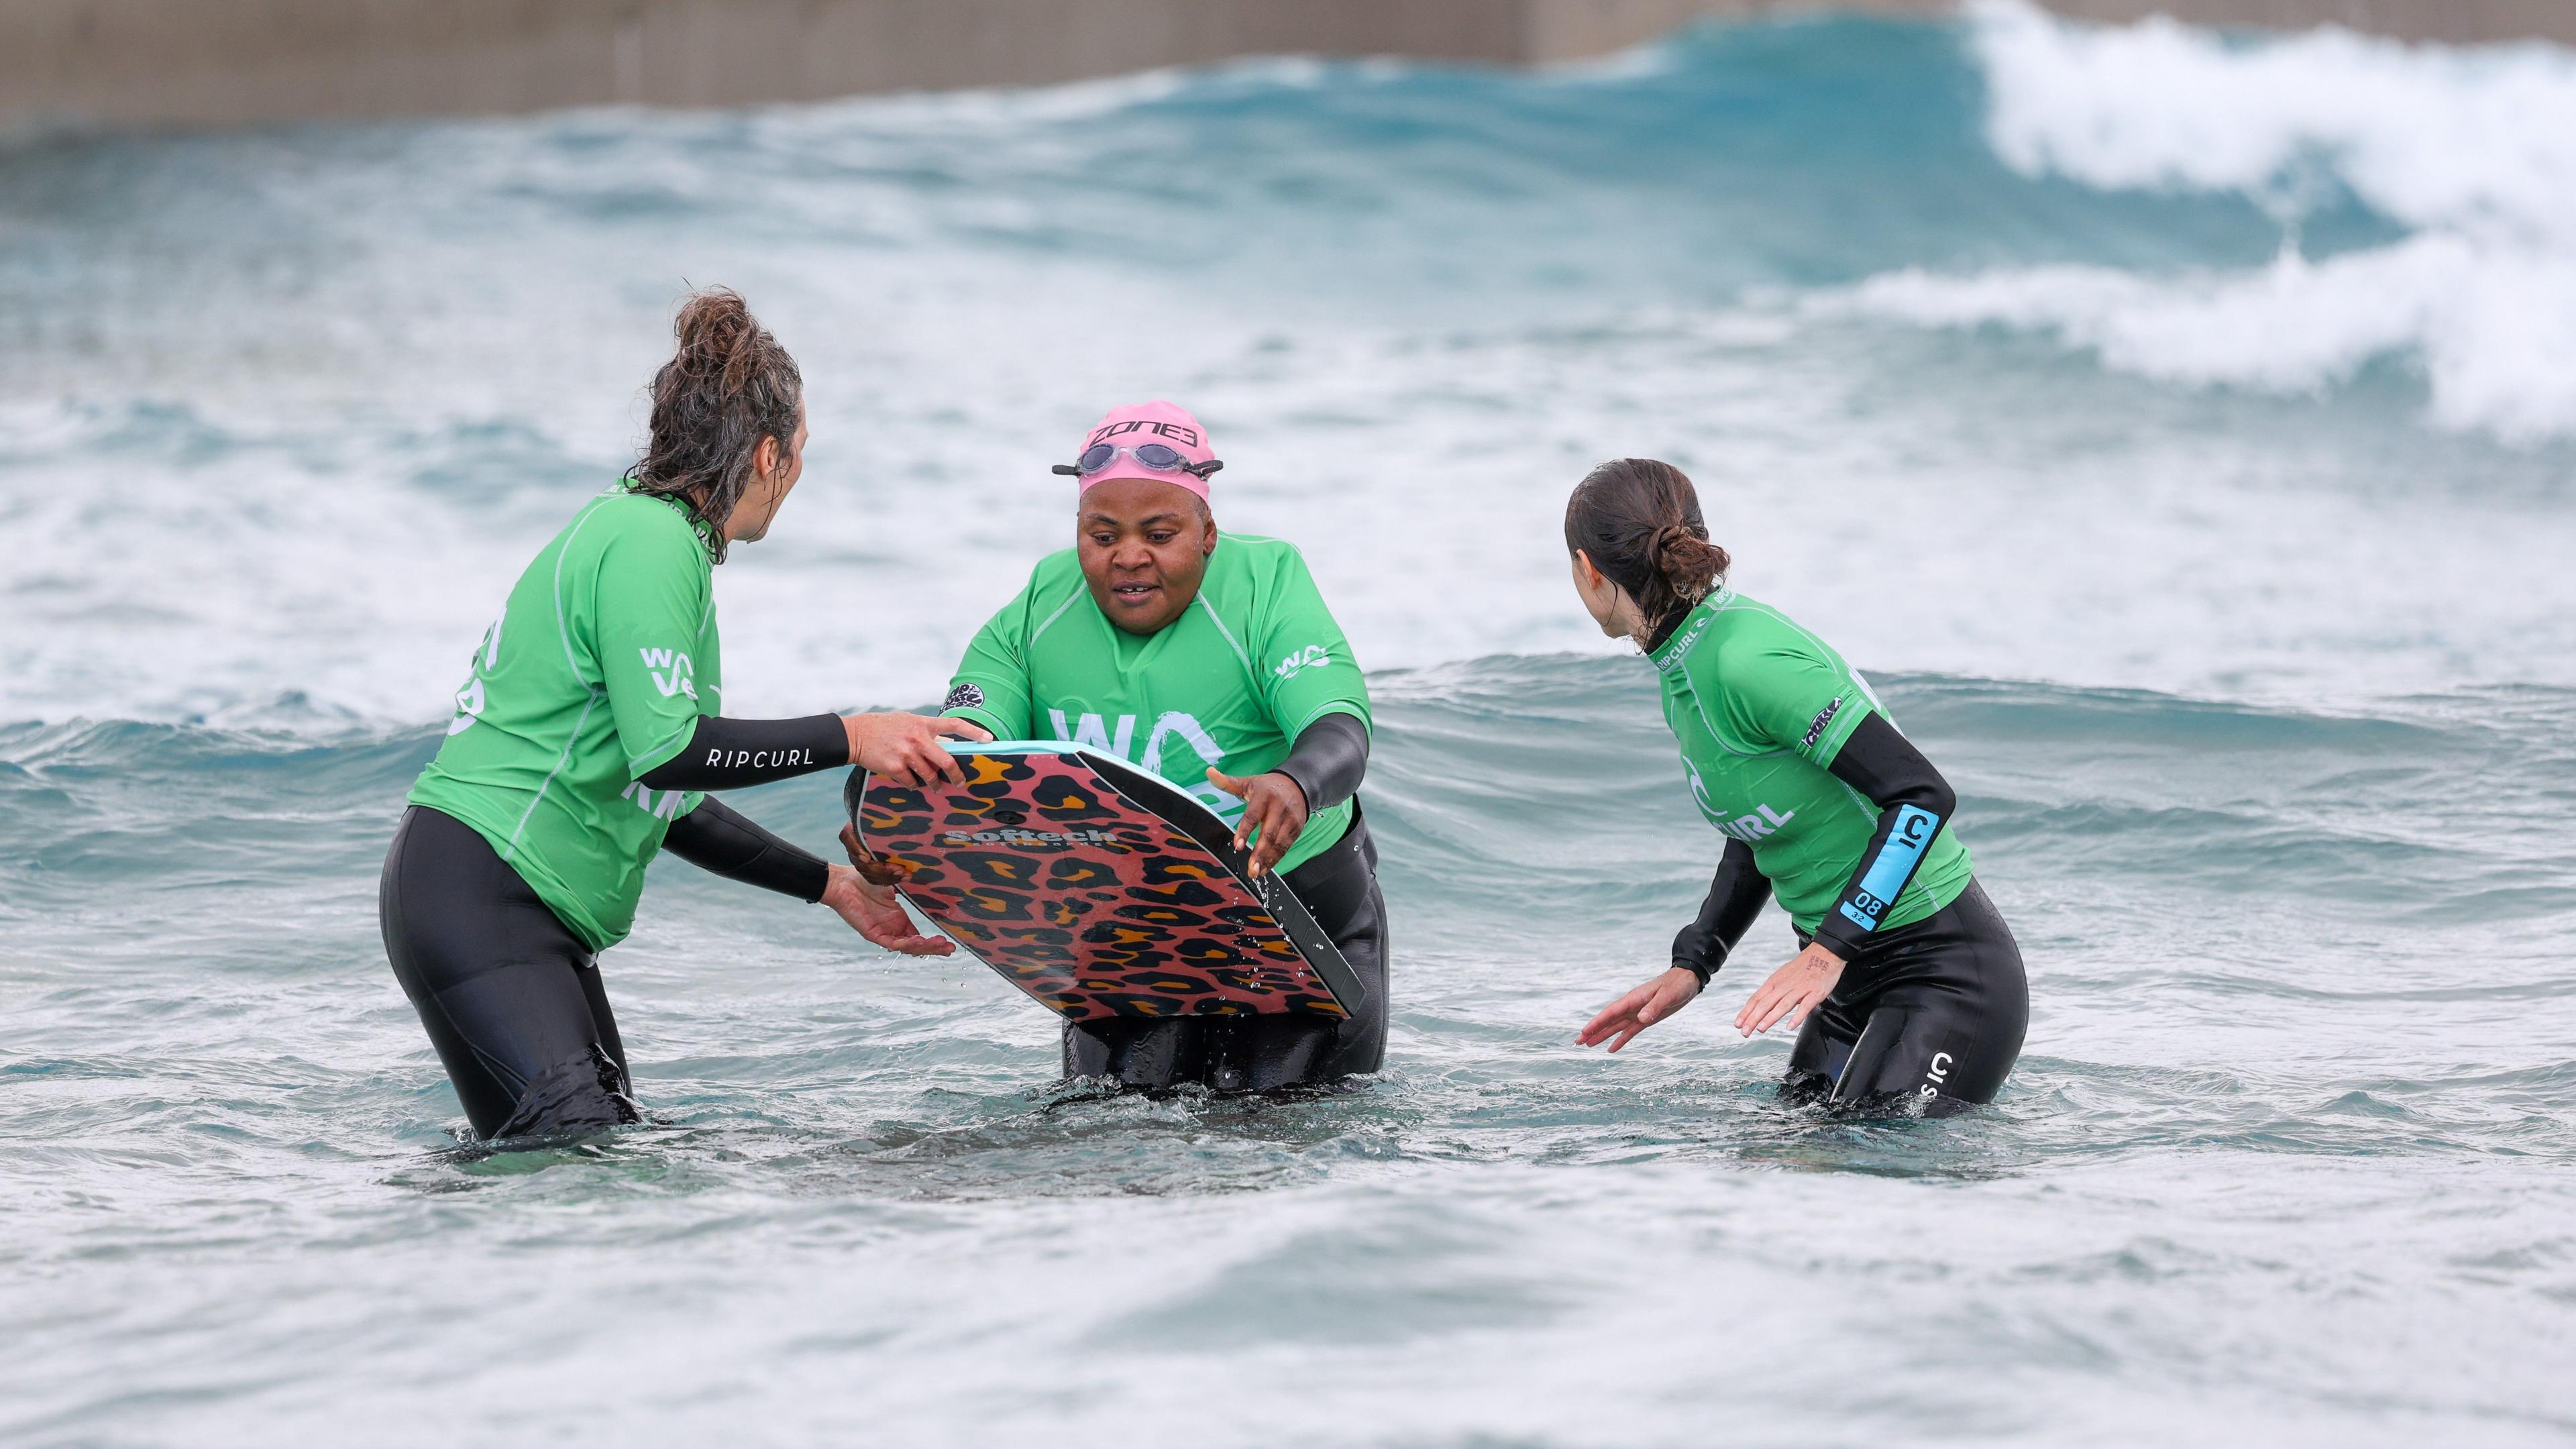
[845,742,1368,1023]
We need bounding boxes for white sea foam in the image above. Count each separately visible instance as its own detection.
[1973,0,2576,237]
[1839,1,2576,441]
[7,16,2575,731]
[1834,236,2576,437]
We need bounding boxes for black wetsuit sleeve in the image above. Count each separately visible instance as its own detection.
[1674,838,1770,985]
[660,795,833,903]
[1273,712,1370,812]
[635,714,848,792]
[1811,711,1959,961]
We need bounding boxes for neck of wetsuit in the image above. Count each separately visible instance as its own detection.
[1644,603,1691,653]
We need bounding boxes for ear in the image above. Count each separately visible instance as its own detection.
[754,434,782,484]
[1200,508,1219,555]
[1572,548,1603,588]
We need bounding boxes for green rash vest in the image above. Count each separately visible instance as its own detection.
[407,489,721,951]
[943,533,1371,877]
[1651,588,1972,940]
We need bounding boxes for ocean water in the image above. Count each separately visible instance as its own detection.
[4,2,2573,1443]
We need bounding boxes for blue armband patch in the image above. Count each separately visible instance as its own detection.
[1835,804,1941,932]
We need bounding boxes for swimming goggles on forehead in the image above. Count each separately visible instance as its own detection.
[1051,442,1225,480]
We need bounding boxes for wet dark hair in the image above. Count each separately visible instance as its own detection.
[1563,458,1731,645]
[625,287,803,564]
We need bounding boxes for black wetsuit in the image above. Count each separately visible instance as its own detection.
[1063,711,1389,1091]
[1669,700,2029,1117]
[382,711,1383,1134]
[1782,879,2025,1114]
[380,714,843,1140]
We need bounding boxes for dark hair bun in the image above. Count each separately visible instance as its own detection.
[1653,520,1729,598]
[627,286,803,563]
[671,287,763,398]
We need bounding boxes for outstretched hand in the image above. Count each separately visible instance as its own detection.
[1577,967,1703,1053]
[845,712,991,788]
[1734,943,1846,1036]
[1206,767,1309,879]
[818,861,953,956]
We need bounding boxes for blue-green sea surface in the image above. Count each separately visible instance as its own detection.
[5,4,2574,1444]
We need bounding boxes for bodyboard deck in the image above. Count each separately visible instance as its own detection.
[846,743,1366,1023]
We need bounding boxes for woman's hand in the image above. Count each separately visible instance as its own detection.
[845,712,991,788]
[1206,767,1309,879]
[818,863,954,957]
[1734,943,1846,1036]
[1577,967,1703,1053]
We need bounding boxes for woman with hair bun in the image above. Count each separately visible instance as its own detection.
[380,287,988,1141]
[1566,459,2027,1114]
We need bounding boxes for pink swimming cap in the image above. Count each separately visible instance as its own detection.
[1069,400,1219,501]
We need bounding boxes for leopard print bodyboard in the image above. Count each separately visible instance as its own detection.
[847,743,1368,1023]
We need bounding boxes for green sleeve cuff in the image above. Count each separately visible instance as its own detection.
[1285,699,1371,739]
[949,705,1011,742]
[627,715,705,781]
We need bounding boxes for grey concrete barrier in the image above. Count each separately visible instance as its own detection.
[5,0,2572,132]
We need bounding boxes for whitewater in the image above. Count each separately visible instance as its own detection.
[3,3,2572,1444]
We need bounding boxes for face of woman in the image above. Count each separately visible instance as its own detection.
[1076,476,1218,637]
[726,411,809,545]
[1569,549,1634,639]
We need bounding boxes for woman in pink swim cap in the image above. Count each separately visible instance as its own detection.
[930,400,1394,1091]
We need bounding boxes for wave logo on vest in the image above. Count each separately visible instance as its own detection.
[448,679,486,737]
[620,782,690,821]
[1049,708,1236,815]
[639,647,697,700]
[446,614,506,736]
[1273,643,1331,681]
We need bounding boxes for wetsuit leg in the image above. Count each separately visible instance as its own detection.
[1063,816,1391,1091]
[1782,994,1868,1107]
[1228,821,1389,1089]
[1779,879,2027,1118]
[379,806,641,1140]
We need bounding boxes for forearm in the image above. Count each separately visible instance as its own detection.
[1673,838,1770,983]
[637,714,849,791]
[1273,712,1369,812]
[661,795,831,902]
[1812,712,1957,959]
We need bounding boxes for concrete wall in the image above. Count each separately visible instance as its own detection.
[5,0,2572,132]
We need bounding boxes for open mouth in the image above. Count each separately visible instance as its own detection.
[1110,582,1160,604]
